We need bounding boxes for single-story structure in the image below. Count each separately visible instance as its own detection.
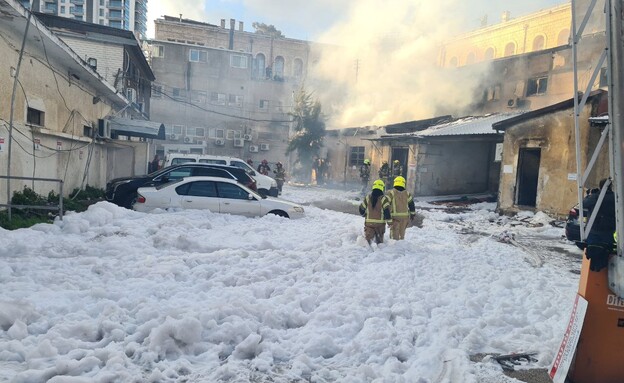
[492,90,609,217]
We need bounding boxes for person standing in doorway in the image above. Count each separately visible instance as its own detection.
[392,160,403,178]
[148,154,160,173]
[386,176,416,240]
[359,159,371,194]
[359,179,391,245]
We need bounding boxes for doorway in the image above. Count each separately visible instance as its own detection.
[391,147,409,177]
[515,148,541,207]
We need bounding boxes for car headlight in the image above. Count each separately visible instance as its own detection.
[292,206,304,213]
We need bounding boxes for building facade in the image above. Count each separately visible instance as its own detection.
[19,0,147,38]
[439,3,572,68]
[147,16,317,166]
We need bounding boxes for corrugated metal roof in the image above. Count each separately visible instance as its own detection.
[416,113,525,137]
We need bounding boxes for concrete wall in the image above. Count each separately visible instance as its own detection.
[414,139,498,196]
[497,95,610,217]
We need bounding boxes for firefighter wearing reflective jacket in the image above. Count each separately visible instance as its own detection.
[359,179,391,245]
[386,176,416,240]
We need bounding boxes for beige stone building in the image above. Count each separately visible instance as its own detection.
[439,3,572,68]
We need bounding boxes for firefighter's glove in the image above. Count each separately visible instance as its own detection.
[586,244,610,272]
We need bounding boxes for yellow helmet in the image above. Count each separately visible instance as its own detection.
[372,179,385,192]
[363,159,370,165]
[393,176,406,188]
[393,160,400,164]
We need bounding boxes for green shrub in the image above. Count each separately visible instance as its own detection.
[0,185,105,230]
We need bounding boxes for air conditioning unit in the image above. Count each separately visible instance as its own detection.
[215,138,225,146]
[243,134,252,141]
[184,136,192,143]
[97,119,111,139]
[233,138,244,147]
[169,133,178,140]
[507,98,521,108]
[260,143,270,151]
[249,145,259,153]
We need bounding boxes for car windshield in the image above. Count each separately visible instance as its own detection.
[155,178,185,190]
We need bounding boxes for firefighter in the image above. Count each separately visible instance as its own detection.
[386,176,416,240]
[359,179,391,245]
[257,159,271,176]
[273,162,286,195]
[392,159,403,178]
[378,161,390,189]
[359,159,371,194]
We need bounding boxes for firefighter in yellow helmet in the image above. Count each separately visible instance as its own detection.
[359,179,391,245]
[386,176,416,240]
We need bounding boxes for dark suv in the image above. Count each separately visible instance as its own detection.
[106,163,257,208]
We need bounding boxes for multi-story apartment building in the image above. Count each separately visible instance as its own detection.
[19,0,147,38]
[147,16,318,164]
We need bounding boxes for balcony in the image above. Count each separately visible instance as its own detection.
[107,11,123,20]
[70,0,83,5]
[107,0,122,9]
[70,7,84,16]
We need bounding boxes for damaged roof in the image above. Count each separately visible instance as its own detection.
[417,113,525,137]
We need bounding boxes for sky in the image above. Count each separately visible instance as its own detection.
[0,185,583,381]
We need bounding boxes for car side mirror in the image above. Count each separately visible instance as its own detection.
[248,193,255,200]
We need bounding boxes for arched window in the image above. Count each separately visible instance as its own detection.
[449,57,458,67]
[293,58,303,78]
[466,52,476,65]
[484,47,495,60]
[504,42,516,57]
[557,29,570,46]
[274,56,285,79]
[254,53,266,79]
[532,35,545,51]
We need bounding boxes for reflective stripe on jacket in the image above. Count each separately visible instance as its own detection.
[360,194,390,224]
[387,189,411,217]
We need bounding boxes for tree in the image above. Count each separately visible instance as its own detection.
[252,22,285,38]
[287,88,326,183]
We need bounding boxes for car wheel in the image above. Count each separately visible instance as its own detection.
[268,210,289,218]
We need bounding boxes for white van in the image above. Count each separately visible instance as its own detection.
[164,154,279,197]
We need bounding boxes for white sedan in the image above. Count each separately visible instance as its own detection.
[133,176,305,219]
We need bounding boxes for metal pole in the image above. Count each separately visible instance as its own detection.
[607,0,624,296]
[7,9,33,221]
[572,0,587,240]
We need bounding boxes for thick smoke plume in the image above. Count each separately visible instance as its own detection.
[307,0,491,128]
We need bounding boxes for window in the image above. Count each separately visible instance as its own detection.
[172,88,186,99]
[187,127,205,137]
[99,8,104,16]
[484,85,501,101]
[526,76,548,96]
[293,58,303,77]
[60,6,65,13]
[259,99,269,109]
[171,125,185,135]
[254,53,266,78]
[189,49,207,63]
[152,85,162,98]
[274,56,285,78]
[504,42,516,57]
[192,90,207,103]
[230,54,248,69]
[349,146,365,167]
[213,129,225,139]
[228,94,243,107]
[210,92,226,105]
[532,35,545,51]
[216,182,248,200]
[177,181,218,197]
[484,47,495,60]
[153,45,164,58]
[83,125,93,137]
[27,107,44,126]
